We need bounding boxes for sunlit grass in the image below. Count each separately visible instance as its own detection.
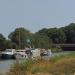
[30,60,53,74]
[7,52,75,75]
[50,57,75,75]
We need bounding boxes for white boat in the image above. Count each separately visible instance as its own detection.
[31,49,40,59]
[15,50,28,59]
[1,49,16,59]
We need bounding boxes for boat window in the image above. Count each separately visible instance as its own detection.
[5,50,12,52]
[16,51,25,52]
[21,51,23,52]
[16,51,20,52]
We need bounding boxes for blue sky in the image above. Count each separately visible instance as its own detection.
[0,0,75,37]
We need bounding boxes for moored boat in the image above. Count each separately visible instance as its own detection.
[1,49,16,59]
[15,50,28,59]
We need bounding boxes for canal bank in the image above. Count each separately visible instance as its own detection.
[0,51,75,74]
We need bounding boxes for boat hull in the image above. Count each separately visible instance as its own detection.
[15,54,28,59]
[1,54,15,59]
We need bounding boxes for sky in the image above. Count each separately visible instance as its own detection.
[0,0,75,38]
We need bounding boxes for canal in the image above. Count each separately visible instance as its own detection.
[0,60,15,74]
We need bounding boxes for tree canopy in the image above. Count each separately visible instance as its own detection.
[30,33,52,49]
[62,23,75,43]
[0,23,75,50]
[8,27,31,49]
[0,33,6,50]
[37,28,66,44]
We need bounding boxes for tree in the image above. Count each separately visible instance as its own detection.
[37,28,48,36]
[5,40,17,49]
[46,28,66,44]
[30,33,52,49]
[62,23,75,43]
[0,33,6,50]
[8,27,31,49]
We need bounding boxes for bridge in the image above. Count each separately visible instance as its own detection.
[53,44,75,51]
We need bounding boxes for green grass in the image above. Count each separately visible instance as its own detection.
[50,55,65,62]
[50,57,75,75]
[7,52,75,75]
[50,52,75,62]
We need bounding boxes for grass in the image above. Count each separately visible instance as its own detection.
[7,59,35,75]
[30,60,53,74]
[50,57,75,75]
[7,59,53,75]
[6,52,75,75]
[50,51,75,62]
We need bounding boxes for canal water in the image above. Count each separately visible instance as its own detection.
[0,60,15,74]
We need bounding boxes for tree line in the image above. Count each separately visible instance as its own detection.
[0,23,75,50]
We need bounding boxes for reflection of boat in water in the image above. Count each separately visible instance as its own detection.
[1,49,16,59]
[15,50,28,59]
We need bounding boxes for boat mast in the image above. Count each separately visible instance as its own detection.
[19,29,21,49]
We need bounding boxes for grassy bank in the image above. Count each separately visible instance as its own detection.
[6,52,75,75]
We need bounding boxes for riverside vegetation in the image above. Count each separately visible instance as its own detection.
[0,23,75,50]
[0,23,75,75]
[2,52,75,75]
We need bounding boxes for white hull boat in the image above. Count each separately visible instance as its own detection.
[15,50,28,59]
[1,49,16,59]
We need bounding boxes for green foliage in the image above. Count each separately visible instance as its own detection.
[30,33,52,49]
[37,28,48,36]
[0,33,6,51]
[50,55,66,62]
[62,23,75,43]
[8,27,32,49]
[46,28,66,44]
[50,52,75,62]
[0,23,75,50]
[5,40,17,49]
[37,27,66,44]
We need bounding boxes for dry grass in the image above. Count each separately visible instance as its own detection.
[30,60,53,74]
[7,54,75,75]
[50,57,75,75]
